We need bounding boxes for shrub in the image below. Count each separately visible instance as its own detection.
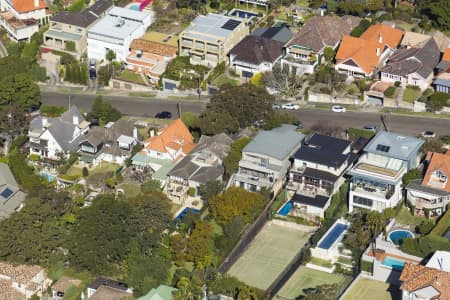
[400,235,450,257]
[394,81,401,87]
[361,260,373,273]
[427,92,450,112]
[351,19,370,37]
[141,179,161,193]
[28,154,40,162]
[187,187,196,197]
[82,167,89,177]
[384,86,396,97]
[416,220,434,235]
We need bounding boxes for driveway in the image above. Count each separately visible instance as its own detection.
[40,53,60,86]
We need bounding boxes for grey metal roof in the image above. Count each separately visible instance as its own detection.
[251,26,293,44]
[434,77,450,88]
[243,124,304,161]
[292,193,330,208]
[231,36,284,65]
[182,13,243,40]
[364,131,424,160]
[45,30,82,41]
[0,163,26,220]
[51,0,112,28]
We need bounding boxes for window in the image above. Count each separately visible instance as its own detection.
[353,196,373,208]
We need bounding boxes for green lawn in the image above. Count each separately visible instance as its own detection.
[116,70,146,85]
[342,277,400,300]
[228,223,311,290]
[396,207,425,226]
[403,87,421,103]
[117,183,141,199]
[212,74,239,87]
[310,257,333,268]
[430,208,450,236]
[90,162,120,175]
[276,267,349,299]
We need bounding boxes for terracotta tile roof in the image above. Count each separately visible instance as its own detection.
[443,48,450,63]
[12,0,47,13]
[336,24,404,75]
[130,38,178,57]
[0,262,43,285]
[400,263,450,299]
[0,279,23,300]
[144,119,195,160]
[422,150,450,191]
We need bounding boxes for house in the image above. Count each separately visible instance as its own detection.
[78,119,139,167]
[87,7,152,61]
[179,13,249,67]
[250,26,293,44]
[52,276,81,299]
[229,35,284,78]
[400,251,450,300]
[44,0,112,55]
[87,277,132,299]
[0,261,51,299]
[237,0,268,8]
[230,125,304,194]
[348,131,424,213]
[0,163,26,220]
[406,150,450,217]
[138,284,177,300]
[335,24,404,77]
[400,31,450,52]
[0,0,50,42]
[287,134,353,218]
[166,133,232,203]
[126,31,178,84]
[132,119,195,182]
[281,15,360,75]
[433,48,450,94]
[28,106,90,160]
[380,38,440,91]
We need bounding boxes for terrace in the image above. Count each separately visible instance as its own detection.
[351,177,395,200]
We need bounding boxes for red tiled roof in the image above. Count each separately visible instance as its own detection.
[12,0,47,13]
[422,150,450,191]
[400,263,450,299]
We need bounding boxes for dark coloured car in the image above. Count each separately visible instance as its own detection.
[89,68,97,80]
[155,111,172,119]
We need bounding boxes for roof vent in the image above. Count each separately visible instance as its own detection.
[396,136,406,140]
[115,17,125,28]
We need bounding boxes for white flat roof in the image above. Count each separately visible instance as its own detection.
[108,6,149,22]
[88,15,142,40]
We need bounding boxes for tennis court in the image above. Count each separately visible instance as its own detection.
[227,222,311,290]
[276,266,349,299]
[342,277,399,300]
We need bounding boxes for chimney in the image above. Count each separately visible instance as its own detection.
[73,115,79,125]
[42,117,48,127]
[34,0,39,8]
[376,48,380,56]
[133,127,138,140]
[378,33,382,44]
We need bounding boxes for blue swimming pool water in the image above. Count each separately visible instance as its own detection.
[389,230,413,245]
[230,9,258,19]
[40,172,56,182]
[382,256,405,271]
[278,201,293,216]
[175,207,199,220]
[129,4,140,11]
[318,223,348,249]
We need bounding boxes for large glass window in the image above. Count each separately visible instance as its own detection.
[353,196,373,208]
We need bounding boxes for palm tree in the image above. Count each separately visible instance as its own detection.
[237,286,258,300]
[367,211,385,255]
[174,276,204,300]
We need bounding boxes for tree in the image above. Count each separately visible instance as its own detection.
[264,111,299,130]
[90,95,121,125]
[416,220,434,235]
[106,49,116,62]
[0,74,40,111]
[427,92,449,111]
[181,112,199,129]
[323,47,336,63]
[421,138,444,154]
[82,167,89,177]
[208,187,264,225]
[350,19,371,37]
[367,211,386,253]
[196,110,239,135]
[198,181,224,201]
[417,0,450,31]
[173,276,204,300]
[186,220,215,265]
[237,286,258,300]
[263,64,302,97]
[223,138,251,178]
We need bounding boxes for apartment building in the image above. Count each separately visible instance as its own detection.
[87,7,152,61]
[231,125,304,194]
[44,0,112,55]
[179,13,249,67]
[348,131,423,212]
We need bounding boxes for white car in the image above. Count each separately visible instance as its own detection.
[282,103,300,110]
[331,105,346,112]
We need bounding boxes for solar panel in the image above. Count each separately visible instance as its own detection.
[376,144,391,153]
[0,188,13,199]
[221,19,241,31]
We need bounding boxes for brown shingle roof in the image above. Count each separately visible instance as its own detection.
[0,279,23,300]
[230,35,283,65]
[400,263,450,299]
[0,262,43,285]
[287,15,361,53]
[52,276,82,292]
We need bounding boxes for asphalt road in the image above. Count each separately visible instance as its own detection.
[41,92,450,136]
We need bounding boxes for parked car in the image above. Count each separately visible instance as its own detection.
[331,105,346,112]
[155,111,172,119]
[89,68,97,80]
[272,104,281,110]
[282,103,300,110]
[363,125,377,132]
[421,131,436,138]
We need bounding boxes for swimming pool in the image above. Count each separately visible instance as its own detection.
[278,201,293,216]
[39,172,56,182]
[229,9,258,19]
[174,207,199,220]
[318,223,349,250]
[382,256,405,271]
[389,230,413,245]
[129,4,140,11]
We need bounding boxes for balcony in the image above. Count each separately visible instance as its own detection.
[351,181,394,200]
[166,182,189,197]
[233,172,273,188]
[287,181,330,198]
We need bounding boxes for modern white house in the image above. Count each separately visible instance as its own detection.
[348,131,424,213]
[230,125,304,194]
[28,106,90,160]
[0,0,50,42]
[87,7,152,61]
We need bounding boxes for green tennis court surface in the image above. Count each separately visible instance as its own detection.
[227,222,311,290]
[342,277,399,300]
[276,266,349,299]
